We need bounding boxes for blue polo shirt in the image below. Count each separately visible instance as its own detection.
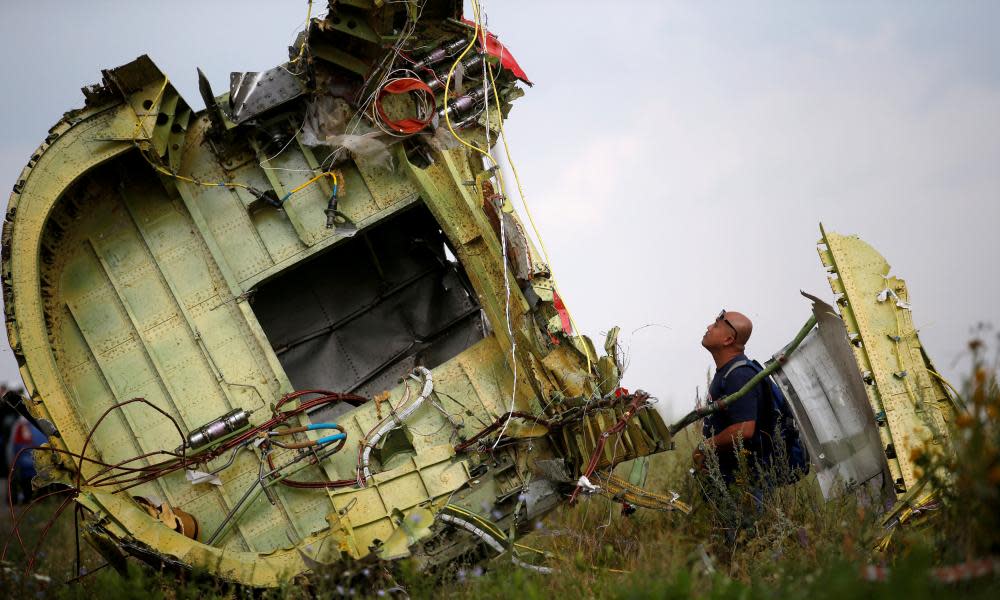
[702,354,767,480]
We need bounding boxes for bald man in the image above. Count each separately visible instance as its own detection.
[692,309,770,483]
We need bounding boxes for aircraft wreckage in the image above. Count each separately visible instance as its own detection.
[2,0,958,587]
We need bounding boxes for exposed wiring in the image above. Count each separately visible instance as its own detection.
[6,394,368,571]
[4,389,369,575]
[928,368,966,410]
[319,0,428,168]
[477,0,520,451]
[440,504,555,574]
[131,78,170,140]
[492,193,518,450]
[446,0,591,383]
[569,392,650,505]
[483,57,589,369]
[442,1,497,171]
[281,170,338,204]
[124,71,339,212]
[123,77,257,194]
[453,411,552,453]
[372,76,436,135]
[258,117,309,170]
[268,422,347,449]
[9,3,627,578]
[359,367,434,485]
[439,513,505,553]
[446,0,521,453]
[288,0,314,67]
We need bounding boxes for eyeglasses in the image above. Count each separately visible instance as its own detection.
[717,309,740,342]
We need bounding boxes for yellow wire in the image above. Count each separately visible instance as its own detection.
[131,78,170,141]
[125,76,258,193]
[289,0,314,66]
[446,0,591,371]
[483,60,590,369]
[442,1,504,188]
[125,75,341,202]
[512,542,547,555]
[928,369,965,410]
[135,148,252,193]
[287,171,338,196]
[444,504,506,540]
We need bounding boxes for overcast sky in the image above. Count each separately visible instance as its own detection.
[1,1,997,420]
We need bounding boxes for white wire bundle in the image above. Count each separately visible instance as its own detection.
[360,366,434,483]
[368,68,436,138]
[439,512,554,574]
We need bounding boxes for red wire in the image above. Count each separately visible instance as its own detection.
[264,439,355,489]
[453,411,553,453]
[25,492,75,575]
[3,454,78,561]
[93,392,366,490]
[4,391,369,575]
[568,392,649,505]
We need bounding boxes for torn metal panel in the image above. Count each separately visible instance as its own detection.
[2,0,677,587]
[771,293,892,501]
[228,66,306,124]
[817,226,954,495]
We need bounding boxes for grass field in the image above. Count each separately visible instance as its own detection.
[2,358,998,599]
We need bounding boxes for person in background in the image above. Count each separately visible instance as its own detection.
[6,415,47,504]
[1,384,19,479]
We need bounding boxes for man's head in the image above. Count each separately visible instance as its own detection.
[701,309,753,353]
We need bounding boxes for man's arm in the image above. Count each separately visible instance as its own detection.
[707,420,756,450]
[692,420,756,468]
[693,366,761,468]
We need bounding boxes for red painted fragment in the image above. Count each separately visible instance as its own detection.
[375,77,435,134]
[461,19,532,85]
[552,289,572,335]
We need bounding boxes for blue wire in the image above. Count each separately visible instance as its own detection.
[307,423,339,431]
[316,433,347,445]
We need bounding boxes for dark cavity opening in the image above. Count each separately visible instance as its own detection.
[251,203,484,401]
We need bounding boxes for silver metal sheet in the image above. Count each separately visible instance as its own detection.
[772,292,891,500]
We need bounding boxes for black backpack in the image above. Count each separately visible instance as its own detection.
[722,359,810,483]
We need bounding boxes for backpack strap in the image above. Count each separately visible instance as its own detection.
[721,359,752,382]
[721,359,774,426]
[721,359,767,422]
